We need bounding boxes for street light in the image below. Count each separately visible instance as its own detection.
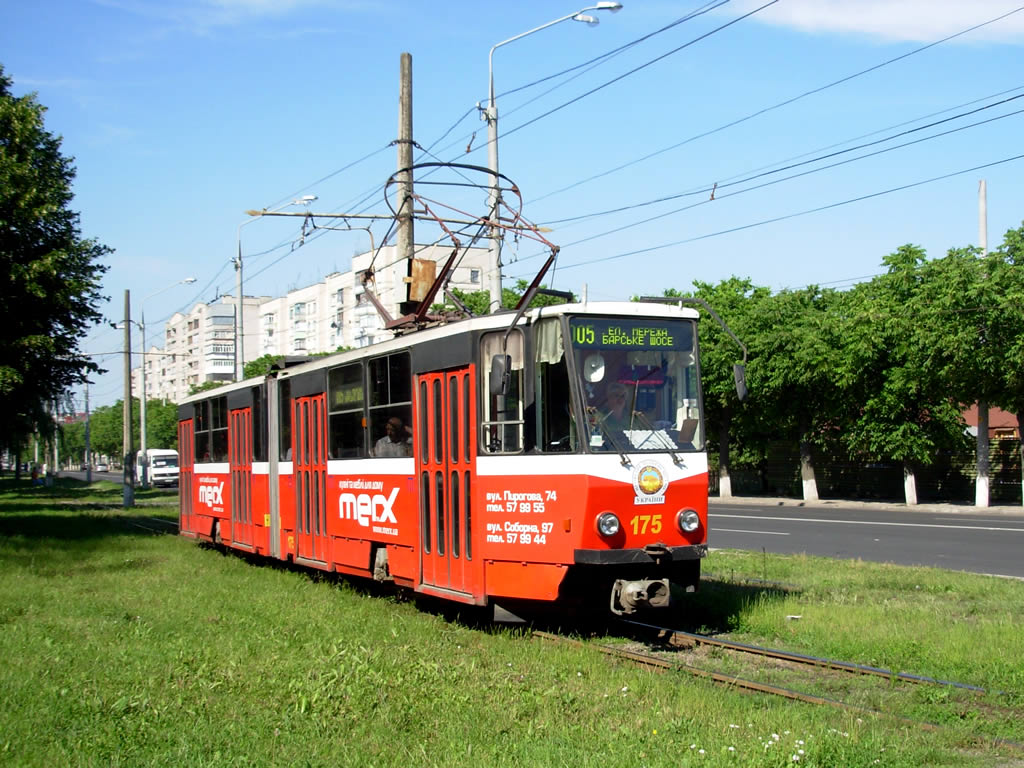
[235,195,318,379]
[139,276,196,488]
[482,2,623,310]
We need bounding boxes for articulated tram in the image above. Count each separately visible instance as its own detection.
[179,300,726,617]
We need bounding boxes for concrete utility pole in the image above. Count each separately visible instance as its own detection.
[234,246,245,381]
[85,382,92,484]
[397,52,415,304]
[976,179,990,508]
[122,289,135,508]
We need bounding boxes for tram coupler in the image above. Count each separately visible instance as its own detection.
[610,578,671,615]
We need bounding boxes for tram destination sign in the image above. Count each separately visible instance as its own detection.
[569,317,690,350]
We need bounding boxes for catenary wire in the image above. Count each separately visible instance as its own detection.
[541,92,1024,226]
[510,152,1024,276]
[528,3,1024,205]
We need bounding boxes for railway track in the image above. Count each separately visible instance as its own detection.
[620,618,991,693]
[533,625,1024,753]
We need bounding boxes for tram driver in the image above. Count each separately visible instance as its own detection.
[372,416,413,458]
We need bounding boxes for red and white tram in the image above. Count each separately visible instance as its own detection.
[178,300,729,616]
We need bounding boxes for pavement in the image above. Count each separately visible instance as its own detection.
[708,494,1024,517]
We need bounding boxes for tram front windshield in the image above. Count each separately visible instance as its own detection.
[569,316,703,452]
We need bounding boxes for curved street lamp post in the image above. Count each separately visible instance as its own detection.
[483,2,623,310]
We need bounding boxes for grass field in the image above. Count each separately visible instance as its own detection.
[1,478,1023,767]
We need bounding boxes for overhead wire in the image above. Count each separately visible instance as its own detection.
[499,0,781,145]
[425,0,731,161]
[528,3,1024,204]
[510,152,1024,276]
[541,91,1024,227]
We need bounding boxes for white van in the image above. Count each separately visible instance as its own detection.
[138,448,179,487]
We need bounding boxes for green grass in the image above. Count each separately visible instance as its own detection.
[1,478,1022,766]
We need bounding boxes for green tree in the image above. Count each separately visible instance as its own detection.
[683,279,769,497]
[243,354,285,379]
[752,286,843,500]
[144,399,179,449]
[835,246,968,504]
[984,223,1024,498]
[0,66,109,455]
[188,380,228,396]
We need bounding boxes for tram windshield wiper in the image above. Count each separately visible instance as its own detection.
[631,410,685,468]
[590,411,631,467]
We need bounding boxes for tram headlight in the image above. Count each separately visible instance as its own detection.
[596,512,621,537]
[677,508,701,533]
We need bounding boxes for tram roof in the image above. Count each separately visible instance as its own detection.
[179,300,699,404]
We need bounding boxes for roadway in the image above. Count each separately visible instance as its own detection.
[708,497,1024,580]
[43,474,1024,579]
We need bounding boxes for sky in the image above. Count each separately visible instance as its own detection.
[3,0,1023,409]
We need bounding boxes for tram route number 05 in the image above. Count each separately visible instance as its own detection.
[630,514,662,535]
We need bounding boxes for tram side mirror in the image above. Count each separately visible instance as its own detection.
[733,363,748,402]
[490,354,511,396]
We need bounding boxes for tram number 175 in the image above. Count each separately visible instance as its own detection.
[630,515,662,535]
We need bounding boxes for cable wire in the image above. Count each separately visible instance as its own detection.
[529,3,1024,204]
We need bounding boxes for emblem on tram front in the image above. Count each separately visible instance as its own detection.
[632,462,666,505]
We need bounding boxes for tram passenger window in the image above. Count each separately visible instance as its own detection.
[328,362,366,458]
[366,352,412,458]
[210,396,228,462]
[252,385,267,462]
[535,319,574,453]
[194,401,210,462]
[480,331,524,454]
[278,379,292,461]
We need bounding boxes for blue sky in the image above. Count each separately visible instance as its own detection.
[3,0,1023,408]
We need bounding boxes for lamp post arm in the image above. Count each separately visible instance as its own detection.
[488,3,620,105]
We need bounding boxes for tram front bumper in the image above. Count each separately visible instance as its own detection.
[573,543,707,565]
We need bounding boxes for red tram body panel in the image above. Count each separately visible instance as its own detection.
[179,302,714,616]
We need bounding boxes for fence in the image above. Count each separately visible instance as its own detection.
[709,439,1022,505]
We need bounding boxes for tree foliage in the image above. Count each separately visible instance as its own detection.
[0,66,109,453]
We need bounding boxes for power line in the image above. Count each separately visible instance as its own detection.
[541,92,1024,227]
[500,0,781,145]
[510,152,1024,275]
[529,3,1024,205]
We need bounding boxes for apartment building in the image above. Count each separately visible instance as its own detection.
[134,245,489,404]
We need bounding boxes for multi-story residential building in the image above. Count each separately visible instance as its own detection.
[132,294,265,405]
[134,245,489,404]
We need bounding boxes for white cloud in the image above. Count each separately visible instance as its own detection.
[93,0,372,35]
[732,0,1024,43]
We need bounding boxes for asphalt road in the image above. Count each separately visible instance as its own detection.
[709,498,1024,579]
[45,473,1024,579]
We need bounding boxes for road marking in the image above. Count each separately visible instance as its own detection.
[710,513,1024,533]
[930,517,1024,526]
[713,528,790,536]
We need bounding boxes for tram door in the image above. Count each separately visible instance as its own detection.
[417,367,478,597]
[178,419,195,535]
[228,408,253,549]
[293,394,329,565]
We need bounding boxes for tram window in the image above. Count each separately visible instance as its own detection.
[421,471,431,554]
[433,379,443,464]
[419,381,428,463]
[252,386,266,462]
[480,331,524,454]
[463,470,471,560]
[328,362,366,459]
[535,319,574,453]
[367,352,412,458]
[463,375,470,459]
[451,470,460,559]
[279,379,292,462]
[210,396,228,462]
[194,401,210,462]
[449,376,459,463]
